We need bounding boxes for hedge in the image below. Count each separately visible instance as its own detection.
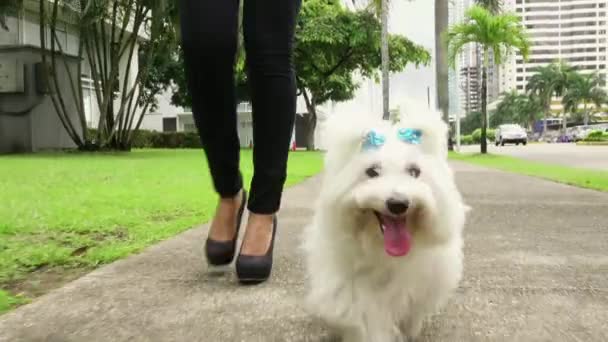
[461,135,474,145]
[471,128,496,143]
[86,129,202,148]
[583,130,608,142]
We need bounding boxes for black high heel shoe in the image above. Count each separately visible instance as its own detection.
[236,216,277,284]
[205,190,247,266]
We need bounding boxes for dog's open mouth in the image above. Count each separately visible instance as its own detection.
[375,212,412,257]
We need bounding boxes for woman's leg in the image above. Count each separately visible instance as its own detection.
[179,0,243,242]
[239,0,300,256]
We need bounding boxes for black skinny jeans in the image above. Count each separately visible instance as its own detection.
[179,0,300,214]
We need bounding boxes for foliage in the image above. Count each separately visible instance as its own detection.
[167,0,430,149]
[475,0,502,14]
[460,111,482,135]
[583,130,608,142]
[526,61,576,133]
[0,290,28,314]
[89,129,203,148]
[0,0,22,30]
[170,48,250,109]
[460,135,474,145]
[459,128,495,145]
[37,0,177,151]
[491,90,542,129]
[138,2,181,113]
[133,131,202,148]
[446,5,530,154]
[446,6,530,70]
[471,128,495,142]
[562,72,607,126]
[295,0,430,149]
[0,149,324,312]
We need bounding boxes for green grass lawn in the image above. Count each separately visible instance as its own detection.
[449,152,608,192]
[0,149,323,313]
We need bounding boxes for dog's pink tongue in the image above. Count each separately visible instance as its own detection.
[381,216,412,257]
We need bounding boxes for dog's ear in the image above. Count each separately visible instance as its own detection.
[321,112,378,174]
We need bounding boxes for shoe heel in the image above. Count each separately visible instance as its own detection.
[236,216,277,284]
[205,190,247,266]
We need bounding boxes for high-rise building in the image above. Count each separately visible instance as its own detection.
[448,0,483,115]
[501,0,608,96]
[451,0,608,114]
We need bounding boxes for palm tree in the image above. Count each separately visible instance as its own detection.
[365,0,391,120]
[522,94,543,131]
[562,72,607,126]
[492,90,542,129]
[447,5,530,153]
[475,0,502,14]
[492,90,524,127]
[435,0,450,129]
[360,0,444,127]
[474,0,501,126]
[527,62,575,136]
[380,0,390,120]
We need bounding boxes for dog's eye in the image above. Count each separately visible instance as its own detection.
[406,165,421,178]
[365,165,380,178]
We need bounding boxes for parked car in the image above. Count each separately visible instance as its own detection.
[495,124,528,146]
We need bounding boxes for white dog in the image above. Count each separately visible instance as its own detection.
[303,106,468,342]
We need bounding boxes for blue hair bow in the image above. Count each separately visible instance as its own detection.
[362,130,386,151]
[397,128,423,145]
[361,128,423,151]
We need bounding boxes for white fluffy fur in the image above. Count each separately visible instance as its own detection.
[303,106,469,342]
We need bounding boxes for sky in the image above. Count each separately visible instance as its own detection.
[316,0,437,119]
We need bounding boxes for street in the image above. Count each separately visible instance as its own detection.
[459,143,608,170]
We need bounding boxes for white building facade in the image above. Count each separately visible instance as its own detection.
[502,0,608,96]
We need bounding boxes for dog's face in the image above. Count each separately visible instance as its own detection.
[321,117,464,258]
[345,129,438,257]
[344,137,436,256]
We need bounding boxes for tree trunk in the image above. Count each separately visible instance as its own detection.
[583,102,589,126]
[305,117,315,151]
[542,100,549,139]
[381,0,390,120]
[435,0,451,150]
[480,64,488,154]
[301,89,318,151]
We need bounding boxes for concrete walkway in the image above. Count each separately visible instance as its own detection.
[1,163,608,342]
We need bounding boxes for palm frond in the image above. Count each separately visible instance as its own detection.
[475,0,502,14]
[445,5,529,68]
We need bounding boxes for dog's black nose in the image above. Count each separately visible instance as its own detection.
[386,198,409,215]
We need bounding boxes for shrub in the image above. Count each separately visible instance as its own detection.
[487,129,496,142]
[471,128,481,143]
[583,130,608,142]
[460,135,474,145]
[470,128,496,143]
[142,131,202,148]
[586,130,604,139]
[82,129,202,148]
[131,130,155,148]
